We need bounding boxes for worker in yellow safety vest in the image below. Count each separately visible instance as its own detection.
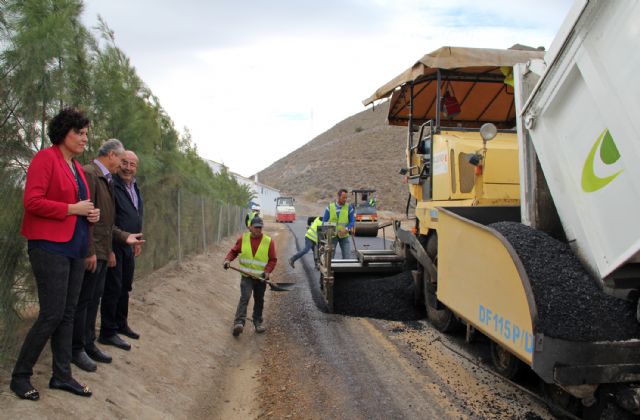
[288,216,322,269]
[223,216,276,336]
[245,204,261,228]
[322,188,355,259]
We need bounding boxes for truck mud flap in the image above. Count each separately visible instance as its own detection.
[533,335,640,385]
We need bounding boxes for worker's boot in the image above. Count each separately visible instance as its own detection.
[232,323,244,336]
[288,257,295,268]
[254,322,266,334]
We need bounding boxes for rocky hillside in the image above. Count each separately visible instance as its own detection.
[258,101,409,213]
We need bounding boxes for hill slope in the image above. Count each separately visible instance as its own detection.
[258,101,409,213]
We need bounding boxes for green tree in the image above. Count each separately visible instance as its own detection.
[3,0,89,149]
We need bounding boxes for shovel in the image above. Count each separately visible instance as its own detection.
[228,265,295,292]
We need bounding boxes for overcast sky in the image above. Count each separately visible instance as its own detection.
[81,0,573,177]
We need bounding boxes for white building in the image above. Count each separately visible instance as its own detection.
[205,159,280,216]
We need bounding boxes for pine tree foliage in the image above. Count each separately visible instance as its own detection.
[0,0,251,364]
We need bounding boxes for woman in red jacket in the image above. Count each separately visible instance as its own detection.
[10,108,100,401]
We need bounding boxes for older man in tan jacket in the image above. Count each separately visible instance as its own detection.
[71,139,144,372]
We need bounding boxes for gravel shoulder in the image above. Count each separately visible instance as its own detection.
[0,232,270,419]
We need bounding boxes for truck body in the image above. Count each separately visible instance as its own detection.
[274,196,296,223]
[519,0,640,288]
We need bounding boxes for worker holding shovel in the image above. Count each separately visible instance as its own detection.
[223,217,277,336]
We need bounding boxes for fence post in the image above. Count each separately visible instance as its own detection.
[227,204,231,237]
[217,202,223,243]
[177,189,182,264]
[201,196,206,252]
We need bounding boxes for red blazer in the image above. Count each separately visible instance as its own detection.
[21,145,90,242]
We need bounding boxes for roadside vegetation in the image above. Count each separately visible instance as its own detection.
[0,0,252,365]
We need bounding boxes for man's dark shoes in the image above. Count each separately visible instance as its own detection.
[98,334,131,351]
[72,350,97,372]
[86,345,112,363]
[118,325,140,340]
[49,377,92,397]
[10,379,39,401]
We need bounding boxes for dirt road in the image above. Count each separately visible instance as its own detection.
[0,219,554,419]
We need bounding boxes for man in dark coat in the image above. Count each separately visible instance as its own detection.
[101,150,144,342]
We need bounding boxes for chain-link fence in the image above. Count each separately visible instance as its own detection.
[0,186,247,366]
[136,186,247,275]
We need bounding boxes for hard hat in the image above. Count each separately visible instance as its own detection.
[250,217,264,227]
[251,204,261,211]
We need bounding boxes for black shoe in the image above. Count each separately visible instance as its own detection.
[98,334,131,351]
[232,323,244,337]
[10,378,39,401]
[49,377,92,397]
[118,325,140,340]
[72,350,97,372]
[86,345,112,363]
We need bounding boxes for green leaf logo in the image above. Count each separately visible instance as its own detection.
[581,128,623,192]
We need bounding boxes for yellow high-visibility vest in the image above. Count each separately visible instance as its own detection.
[247,211,259,227]
[239,232,271,276]
[305,217,322,243]
[329,202,350,238]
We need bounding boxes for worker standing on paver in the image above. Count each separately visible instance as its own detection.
[289,216,322,269]
[322,188,355,259]
[223,217,277,336]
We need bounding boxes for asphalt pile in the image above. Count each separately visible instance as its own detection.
[332,271,425,320]
[491,222,640,342]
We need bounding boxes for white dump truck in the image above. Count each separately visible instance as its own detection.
[517,0,640,292]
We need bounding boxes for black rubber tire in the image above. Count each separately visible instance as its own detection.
[598,402,637,420]
[425,297,460,333]
[423,272,460,333]
[425,233,437,260]
[539,381,582,418]
[490,341,522,380]
[419,232,461,333]
[354,223,378,237]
